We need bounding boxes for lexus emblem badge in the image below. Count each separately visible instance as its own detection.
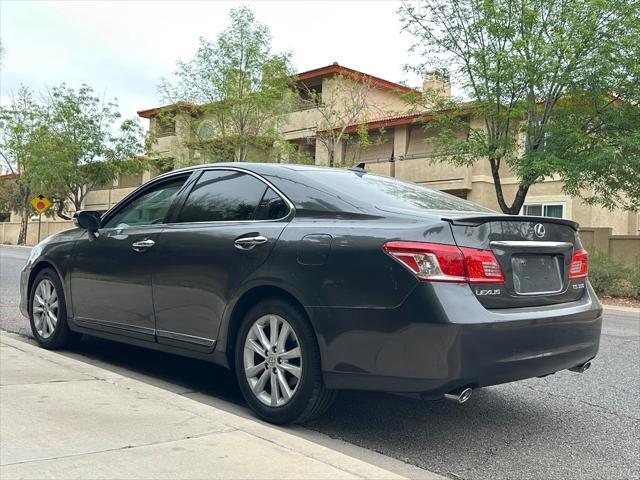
[534,223,546,238]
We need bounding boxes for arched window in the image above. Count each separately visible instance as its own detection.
[197,121,216,140]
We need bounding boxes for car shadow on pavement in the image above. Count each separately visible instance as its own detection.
[59,334,554,435]
[67,335,244,403]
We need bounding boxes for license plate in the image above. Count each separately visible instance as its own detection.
[511,254,562,294]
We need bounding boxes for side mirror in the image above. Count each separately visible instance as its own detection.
[73,210,101,232]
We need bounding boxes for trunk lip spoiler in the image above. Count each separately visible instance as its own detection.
[442,215,579,230]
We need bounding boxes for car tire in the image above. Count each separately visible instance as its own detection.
[234,298,336,425]
[29,268,80,349]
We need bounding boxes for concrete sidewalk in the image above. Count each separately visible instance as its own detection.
[0,332,439,480]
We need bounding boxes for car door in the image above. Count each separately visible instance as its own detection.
[152,168,292,351]
[70,174,191,339]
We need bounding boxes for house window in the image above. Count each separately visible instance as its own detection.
[197,121,216,140]
[522,203,565,218]
[155,117,176,137]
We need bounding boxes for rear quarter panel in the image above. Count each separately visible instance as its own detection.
[270,215,455,309]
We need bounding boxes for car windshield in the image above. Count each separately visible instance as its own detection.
[304,170,493,213]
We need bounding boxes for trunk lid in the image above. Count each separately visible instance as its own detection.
[444,215,587,308]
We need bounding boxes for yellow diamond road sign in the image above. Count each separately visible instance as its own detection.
[31,195,52,214]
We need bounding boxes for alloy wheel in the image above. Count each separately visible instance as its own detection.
[243,314,302,407]
[32,279,58,339]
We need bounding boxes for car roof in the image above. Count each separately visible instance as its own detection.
[166,162,344,176]
[154,162,491,220]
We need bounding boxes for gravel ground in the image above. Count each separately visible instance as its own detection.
[1,245,639,479]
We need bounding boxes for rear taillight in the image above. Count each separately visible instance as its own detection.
[460,247,505,283]
[568,249,588,279]
[384,241,504,283]
[383,241,466,282]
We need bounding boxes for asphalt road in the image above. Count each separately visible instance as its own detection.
[1,245,639,480]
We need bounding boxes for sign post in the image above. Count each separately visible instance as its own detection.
[30,195,52,243]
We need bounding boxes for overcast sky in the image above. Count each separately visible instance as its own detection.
[1,0,424,129]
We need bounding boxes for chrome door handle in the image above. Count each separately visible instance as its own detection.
[132,239,155,252]
[234,235,268,250]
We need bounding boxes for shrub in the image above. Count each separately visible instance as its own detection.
[588,250,640,299]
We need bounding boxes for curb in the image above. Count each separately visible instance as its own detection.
[602,305,640,318]
[0,244,32,249]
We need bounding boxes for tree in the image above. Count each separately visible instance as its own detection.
[299,72,391,167]
[25,84,144,219]
[0,177,21,222]
[399,0,640,214]
[158,6,295,165]
[0,86,46,244]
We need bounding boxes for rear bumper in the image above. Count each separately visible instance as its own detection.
[313,281,602,394]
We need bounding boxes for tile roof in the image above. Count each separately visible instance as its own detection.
[138,63,417,119]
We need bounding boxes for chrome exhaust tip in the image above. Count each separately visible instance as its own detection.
[569,361,591,373]
[444,387,473,404]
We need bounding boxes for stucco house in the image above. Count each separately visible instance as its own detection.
[1,63,638,246]
[132,63,638,235]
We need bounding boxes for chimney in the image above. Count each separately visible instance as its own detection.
[423,70,451,98]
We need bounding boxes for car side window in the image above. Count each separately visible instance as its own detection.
[103,178,186,229]
[176,170,268,223]
[255,188,289,220]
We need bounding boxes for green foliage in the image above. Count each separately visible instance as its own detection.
[0,178,20,220]
[158,6,295,165]
[399,0,640,214]
[588,251,640,299]
[301,74,391,167]
[0,86,44,175]
[24,84,144,218]
[0,86,45,242]
[545,95,640,210]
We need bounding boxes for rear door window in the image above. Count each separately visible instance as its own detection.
[255,188,289,220]
[176,170,267,223]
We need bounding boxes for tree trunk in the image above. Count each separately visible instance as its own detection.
[17,185,30,245]
[489,158,530,215]
[508,184,530,215]
[55,199,71,220]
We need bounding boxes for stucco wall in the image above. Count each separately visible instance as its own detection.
[0,220,75,246]
[580,227,640,262]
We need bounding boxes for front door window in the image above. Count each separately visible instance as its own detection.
[104,178,186,228]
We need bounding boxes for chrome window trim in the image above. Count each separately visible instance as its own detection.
[169,166,295,225]
[98,165,295,232]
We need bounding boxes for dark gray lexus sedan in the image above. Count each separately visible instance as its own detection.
[20,163,602,424]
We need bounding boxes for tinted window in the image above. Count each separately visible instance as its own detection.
[177,170,267,222]
[300,170,493,213]
[104,178,186,228]
[255,188,289,220]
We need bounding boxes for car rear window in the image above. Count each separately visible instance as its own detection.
[303,171,492,213]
